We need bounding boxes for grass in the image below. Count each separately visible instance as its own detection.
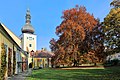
[26,66,120,80]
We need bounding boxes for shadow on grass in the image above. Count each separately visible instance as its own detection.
[26,67,120,80]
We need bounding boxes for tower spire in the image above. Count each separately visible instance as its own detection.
[21,9,35,34]
[26,8,31,24]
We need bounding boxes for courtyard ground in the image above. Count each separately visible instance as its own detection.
[26,66,120,80]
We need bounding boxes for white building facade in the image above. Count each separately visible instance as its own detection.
[20,9,37,66]
[107,53,120,61]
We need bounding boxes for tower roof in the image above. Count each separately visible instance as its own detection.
[21,9,35,34]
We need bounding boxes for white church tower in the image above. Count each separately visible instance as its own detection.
[21,9,37,65]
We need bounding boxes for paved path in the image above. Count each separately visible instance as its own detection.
[8,69,32,80]
[8,74,26,80]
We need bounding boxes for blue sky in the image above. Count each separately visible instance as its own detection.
[0,0,112,51]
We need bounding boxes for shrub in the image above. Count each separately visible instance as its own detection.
[104,59,120,67]
[111,59,119,65]
[1,43,7,80]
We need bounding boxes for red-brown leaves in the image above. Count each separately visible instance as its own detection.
[80,50,99,64]
[50,5,98,66]
[57,6,97,40]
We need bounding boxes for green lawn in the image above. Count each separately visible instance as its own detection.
[26,66,120,80]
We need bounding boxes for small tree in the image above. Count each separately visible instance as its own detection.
[1,43,7,80]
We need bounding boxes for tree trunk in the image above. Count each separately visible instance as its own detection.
[94,63,97,66]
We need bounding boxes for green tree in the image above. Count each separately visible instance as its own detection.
[110,0,120,8]
[103,0,120,55]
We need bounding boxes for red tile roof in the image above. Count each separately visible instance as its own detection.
[34,51,54,58]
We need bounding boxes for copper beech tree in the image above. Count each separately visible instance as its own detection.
[50,5,99,66]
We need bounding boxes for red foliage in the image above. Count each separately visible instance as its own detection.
[50,5,98,66]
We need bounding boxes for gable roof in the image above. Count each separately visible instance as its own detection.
[0,23,27,57]
[1,23,21,47]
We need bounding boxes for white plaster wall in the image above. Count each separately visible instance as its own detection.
[22,33,36,52]
[107,53,120,60]
[0,31,13,77]
[0,32,1,69]
[21,33,37,65]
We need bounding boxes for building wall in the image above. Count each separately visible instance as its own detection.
[16,50,21,73]
[34,58,51,68]
[21,33,36,52]
[21,33,37,65]
[1,23,21,47]
[107,53,120,60]
[0,25,26,79]
[0,32,1,69]
[34,58,47,68]
[0,32,2,69]
[0,30,13,78]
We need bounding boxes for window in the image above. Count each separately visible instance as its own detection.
[118,55,120,57]
[40,59,42,62]
[21,37,23,40]
[27,37,34,40]
[29,37,33,40]
[29,44,32,47]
